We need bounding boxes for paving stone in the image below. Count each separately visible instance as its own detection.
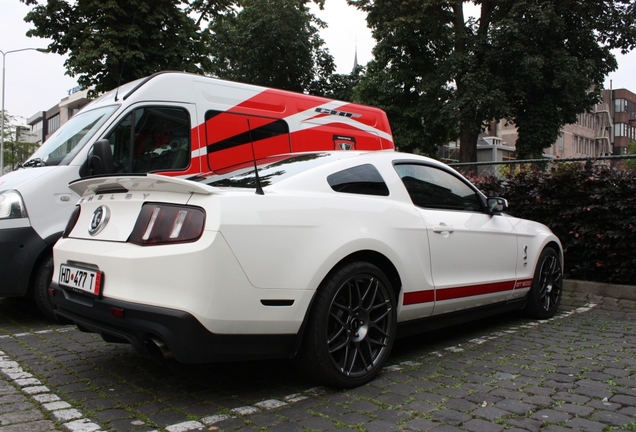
[336,412,371,425]
[610,393,636,406]
[443,398,476,412]
[552,391,590,404]
[374,408,410,423]
[374,392,409,406]
[0,420,56,432]
[298,416,334,430]
[404,401,437,414]
[313,403,346,417]
[471,406,510,421]
[494,399,535,415]
[530,408,572,423]
[463,418,504,432]
[591,410,635,427]
[268,423,303,432]
[346,400,378,413]
[0,409,44,425]
[429,409,471,425]
[555,403,595,417]
[366,419,400,431]
[505,416,544,430]
[564,417,607,432]
[0,403,34,415]
[402,417,438,431]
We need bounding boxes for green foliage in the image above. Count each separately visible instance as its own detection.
[349,0,457,155]
[474,163,636,285]
[206,0,335,93]
[626,141,636,171]
[21,0,222,96]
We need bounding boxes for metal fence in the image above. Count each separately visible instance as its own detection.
[447,154,636,177]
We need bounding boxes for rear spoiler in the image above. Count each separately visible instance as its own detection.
[69,173,219,197]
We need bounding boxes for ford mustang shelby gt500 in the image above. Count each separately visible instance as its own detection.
[50,151,562,388]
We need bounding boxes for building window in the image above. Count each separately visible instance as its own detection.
[615,123,628,137]
[615,98,628,113]
[47,114,60,134]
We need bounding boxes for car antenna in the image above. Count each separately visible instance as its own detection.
[247,119,264,195]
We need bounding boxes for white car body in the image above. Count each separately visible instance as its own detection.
[50,151,563,388]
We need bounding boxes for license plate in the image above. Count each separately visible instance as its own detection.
[58,264,102,296]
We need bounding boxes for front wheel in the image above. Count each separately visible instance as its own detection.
[32,255,55,320]
[523,247,563,319]
[296,262,397,388]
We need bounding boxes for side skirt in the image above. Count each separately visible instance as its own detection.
[396,298,527,339]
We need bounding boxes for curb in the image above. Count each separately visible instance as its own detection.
[564,279,636,301]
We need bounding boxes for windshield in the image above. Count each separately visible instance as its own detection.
[26,105,118,167]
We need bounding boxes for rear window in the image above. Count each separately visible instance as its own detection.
[327,164,389,196]
[200,153,334,188]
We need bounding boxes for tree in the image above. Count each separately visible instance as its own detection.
[21,0,224,96]
[348,0,459,155]
[486,0,634,158]
[1,111,39,173]
[206,0,334,94]
[349,0,636,161]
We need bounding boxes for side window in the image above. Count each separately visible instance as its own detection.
[105,107,190,173]
[204,110,291,171]
[328,164,389,196]
[395,164,483,211]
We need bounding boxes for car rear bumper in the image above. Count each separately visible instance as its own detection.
[49,282,298,363]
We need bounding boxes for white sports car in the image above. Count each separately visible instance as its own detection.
[50,151,562,388]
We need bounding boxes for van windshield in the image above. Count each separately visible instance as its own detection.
[26,105,117,167]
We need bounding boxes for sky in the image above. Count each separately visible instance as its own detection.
[1,0,635,126]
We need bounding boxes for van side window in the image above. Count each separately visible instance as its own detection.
[204,110,291,171]
[395,164,483,211]
[105,107,190,173]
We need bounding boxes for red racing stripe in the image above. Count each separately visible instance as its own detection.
[403,279,530,306]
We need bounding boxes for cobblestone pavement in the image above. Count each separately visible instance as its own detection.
[1,291,635,432]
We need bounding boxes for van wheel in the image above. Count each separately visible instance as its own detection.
[296,262,396,388]
[32,255,55,320]
[523,247,563,319]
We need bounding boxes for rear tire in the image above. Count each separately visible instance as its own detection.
[32,255,55,320]
[296,261,397,388]
[523,247,562,319]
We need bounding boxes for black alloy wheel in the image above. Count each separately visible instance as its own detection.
[524,246,563,319]
[297,261,396,388]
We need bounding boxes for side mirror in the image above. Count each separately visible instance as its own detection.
[79,139,114,178]
[487,197,509,214]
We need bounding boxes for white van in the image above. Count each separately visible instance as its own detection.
[0,71,394,318]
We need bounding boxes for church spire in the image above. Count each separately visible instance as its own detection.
[351,40,358,73]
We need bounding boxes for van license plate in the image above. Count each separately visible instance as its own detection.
[58,264,102,296]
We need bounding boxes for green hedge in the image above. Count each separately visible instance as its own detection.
[472,162,636,285]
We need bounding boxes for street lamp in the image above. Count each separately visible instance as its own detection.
[1,47,49,174]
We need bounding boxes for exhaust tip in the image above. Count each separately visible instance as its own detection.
[145,335,174,359]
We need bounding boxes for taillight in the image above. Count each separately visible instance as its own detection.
[128,203,205,246]
[63,206,81,238]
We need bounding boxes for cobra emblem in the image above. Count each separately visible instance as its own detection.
[88,205,110,236]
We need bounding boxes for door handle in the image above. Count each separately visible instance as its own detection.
[433,224,454,233]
